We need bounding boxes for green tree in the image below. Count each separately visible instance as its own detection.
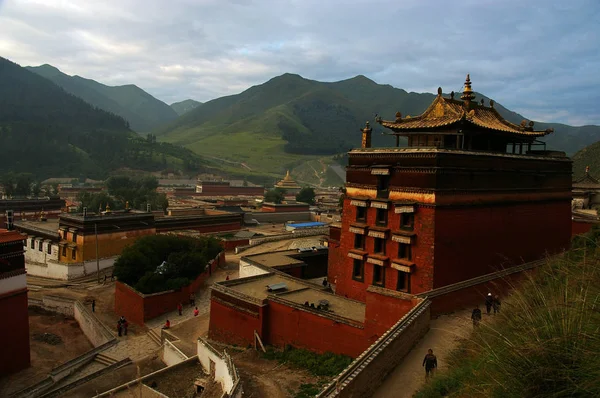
[296,187,316,204]
[31,182,41,197]
[77,191,121,213]
[264,188,286,204]
[1,173,16,197]
[14,173,33,196]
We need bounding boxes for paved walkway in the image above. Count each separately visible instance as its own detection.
[373,309,473,398]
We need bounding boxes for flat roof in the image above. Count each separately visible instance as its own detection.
[222,273,365,323]
[244,250,306,268]
[288,222,326,228]
[14,219,59,233]
[227,273,307,301]
[280,289,365,322]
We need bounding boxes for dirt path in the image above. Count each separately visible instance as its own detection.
[373,309,473,398]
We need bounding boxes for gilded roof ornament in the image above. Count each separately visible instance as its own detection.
[490,99,495,108]
[460,73,476,104]
[450,91,455,99]
[395,111,402,122]
[437,87,442,96]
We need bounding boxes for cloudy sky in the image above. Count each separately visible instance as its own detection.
[1,0,598,125]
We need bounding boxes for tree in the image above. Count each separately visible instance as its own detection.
[14,173,33,196]
[264,188,286,204]
[1,173,16,197]
[296,187,316,205]
[31,182,41,197]
[77,191,120,213]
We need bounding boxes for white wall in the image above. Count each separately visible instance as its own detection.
[162,340,187,366]
[238,258,270,278]
[197,339,236,394]
[25,257,116,280]
[0,272,26,295]
[73,301,114,347]
[24,237,59,265]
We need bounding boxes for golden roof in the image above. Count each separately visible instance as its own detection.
[376,74,554,138]
[276,170,301,189]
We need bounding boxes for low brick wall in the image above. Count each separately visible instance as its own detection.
[318,300,431,398]
[220,238,250,251]
[115,252,225,325]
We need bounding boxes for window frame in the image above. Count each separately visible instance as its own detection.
[400,213,414,230]
[356,206,366,222]
[396,271,410,293]
[372,264,385,286]
[373,237,386,255]
[352,259,364,281]
[375,208,388,226]
[398,243,412,260]
[354,234,365,250]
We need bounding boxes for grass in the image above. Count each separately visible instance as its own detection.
[262,345,352,377]
[294,383,324,398]
[415,227,600,398]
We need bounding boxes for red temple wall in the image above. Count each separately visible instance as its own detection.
[364,290,420,338]
[266,301,367,357]
[208,298,262,347]
[433,201,571,288]
[572,220,594,237]
[0,289,30,374]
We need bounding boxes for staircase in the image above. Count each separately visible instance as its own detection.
[94,353,119,366]
[147,328,162,346]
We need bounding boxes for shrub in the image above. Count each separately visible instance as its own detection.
[263,346,352,377]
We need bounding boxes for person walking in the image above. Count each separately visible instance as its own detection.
[493,295,501,314]
[177,303,183,316]
[485,293,494,315]
[422,349,438,380]
[471,305,482,327]
[123,319,129,336]
[194,307,199,317]
[117,320,122,337]
[91,299,96,313]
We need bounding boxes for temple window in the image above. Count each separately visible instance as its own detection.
[71,248,76,260]
[47,244,52,254]
[72,233,77,243]
[354,234,365,250]
[401,213,414,230]
[397,271,410,292]
[352,260,364,281]
[38,241,42,252]
[30,239,35,249]
[376,208,388,226]
[373,265,385,286]
[356,206,366,221]
[398,243,412,260]
[62,246,66,257]
[374,238,385,254]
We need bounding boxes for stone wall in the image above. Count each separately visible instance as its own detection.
[317,300,431,398]
[162,339,188,366]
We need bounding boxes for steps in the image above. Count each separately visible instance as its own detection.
[94,353,119,366]
[147,328,162,346]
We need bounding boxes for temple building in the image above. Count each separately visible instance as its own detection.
[0,228,30,374]
[572,166,600,210]
[274,171,302,195]
[329,74,572,303]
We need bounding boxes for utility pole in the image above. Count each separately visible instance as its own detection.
[95,223,100,284]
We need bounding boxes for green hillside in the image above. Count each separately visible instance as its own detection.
[171,99,203,115]
[0,57,206,180]
[156,73,600,183]
[572,139,600,180]
[26,64,178,132]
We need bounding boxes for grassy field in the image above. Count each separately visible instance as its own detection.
[414,229,600,398]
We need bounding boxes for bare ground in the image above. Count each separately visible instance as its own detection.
[0,307,94,396]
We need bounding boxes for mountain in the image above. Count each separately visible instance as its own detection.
[572,140,600,180]
[171,99,203,115]
[26,64,178,132]
[0,57,205,179]
[155,73,600,182]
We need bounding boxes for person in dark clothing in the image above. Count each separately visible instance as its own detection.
[117,321,122,337]
[322,278,328,287]
[91,299,96,313]
[493,295,501,314]
[485,293,494,315]
[123,320,129,336]
[422,349,438,379]
[472,305,482,327]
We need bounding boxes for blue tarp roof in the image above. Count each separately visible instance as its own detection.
[288,222,326,228]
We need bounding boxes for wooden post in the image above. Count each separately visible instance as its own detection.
[254,330,266,353]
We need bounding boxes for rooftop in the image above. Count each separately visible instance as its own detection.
[376,74,554,139]
[243,250,307,268]
[13,219,60,236]
[573,168,600,190]
[220,273,365,323]
[0,229,26,244]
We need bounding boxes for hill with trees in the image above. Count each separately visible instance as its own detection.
[171,99,203,115]
[0,57,207,180]
[572,139,600,180]
[155,73,600,182]
[26,64,178,132]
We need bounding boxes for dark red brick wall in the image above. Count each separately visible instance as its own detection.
[433,201,571,288]
[0,289,30,374]
[572,220,594,237]
[428,270,533,316]
[267,301,367,357]
[115,252,224,325]
[364,290,419,338]
[220,238,250,251]
[332,199,436,301]
[208,298,262,347]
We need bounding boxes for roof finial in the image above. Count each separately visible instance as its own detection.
[460,73,476,106]
[586,165,590,175]
[437,87,442,96]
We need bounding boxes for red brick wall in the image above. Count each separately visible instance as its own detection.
[332,199,436,301]
[220,238,250,251]
[0,289,30,374]
[115,252,225,325]
[364,290,419,338]
[572,220,594,237]
[433,201,571,288]
[208,298,263,347]
[267,301,367,357]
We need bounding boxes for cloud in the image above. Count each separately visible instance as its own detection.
[0,0,599,125]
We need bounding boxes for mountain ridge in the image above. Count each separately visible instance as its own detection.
[26,64,178,132]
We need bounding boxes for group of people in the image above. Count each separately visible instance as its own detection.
[117,316,129,336]
[471,293,501,326]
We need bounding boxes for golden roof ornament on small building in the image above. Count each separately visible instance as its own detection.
[460,74,476,106]
[105,203,111,213]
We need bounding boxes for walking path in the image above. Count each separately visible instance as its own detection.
[373,309,473,398]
